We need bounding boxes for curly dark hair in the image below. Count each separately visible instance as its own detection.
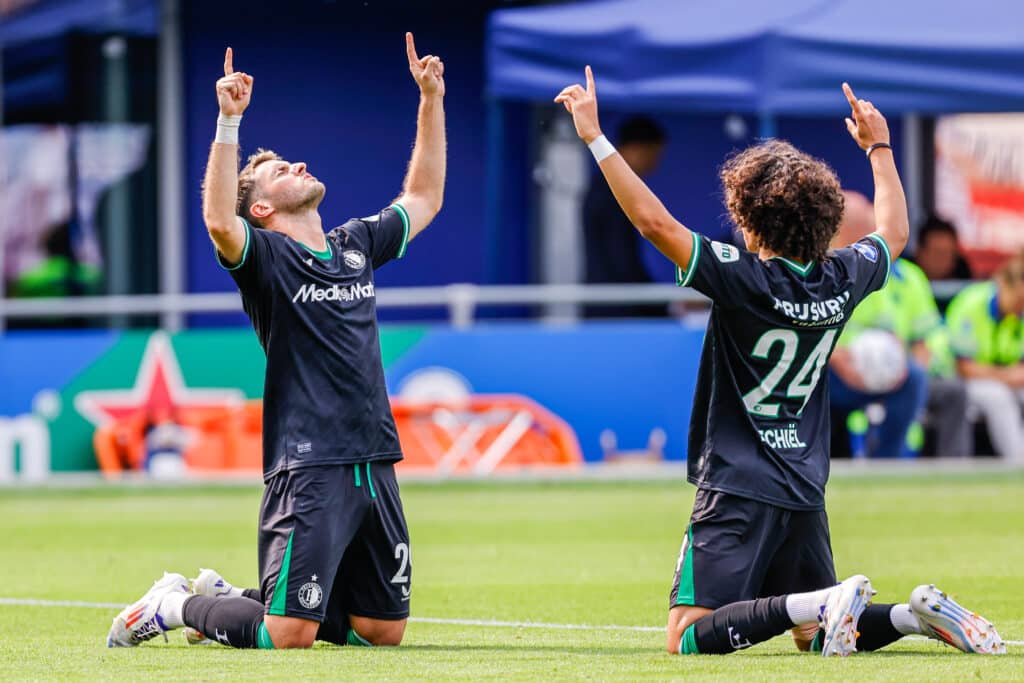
[720,140,844,264]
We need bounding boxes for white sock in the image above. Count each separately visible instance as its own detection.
[158,591,188,629]
[785,587,833,624]
[889,603,923,635]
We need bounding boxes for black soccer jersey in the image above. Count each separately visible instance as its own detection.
[218,203,412,480]
[677,232,891,510]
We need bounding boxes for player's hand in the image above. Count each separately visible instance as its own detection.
[216,47,253,116]
[842,83,889,151]
[554,66,602,144]
[407,32,445,98]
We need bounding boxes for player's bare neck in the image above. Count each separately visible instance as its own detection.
[267,209,328,253]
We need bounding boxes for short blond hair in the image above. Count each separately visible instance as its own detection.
[236,148,282,227]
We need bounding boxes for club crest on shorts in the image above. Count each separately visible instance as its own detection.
[343,250,367,273]
[298,580,323,609]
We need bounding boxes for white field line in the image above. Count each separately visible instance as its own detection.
[0,597,1020,646]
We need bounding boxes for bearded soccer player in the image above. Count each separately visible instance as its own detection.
[107,33,445,650]
[556,71,1005,657]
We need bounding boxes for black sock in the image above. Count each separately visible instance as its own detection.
[242,588,262,602]
[182,595,266,649]
[683,596,793,654]
[854,604,903,651]
[315,613,352,646]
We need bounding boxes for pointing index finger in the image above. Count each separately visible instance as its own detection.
[842,82,859,111]
[224,47,234,76]
[406,32,419,65]
[585,65,595,94]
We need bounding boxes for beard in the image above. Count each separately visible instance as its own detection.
[276,180,326,214]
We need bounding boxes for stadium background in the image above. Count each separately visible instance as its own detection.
[2,1,1024,679]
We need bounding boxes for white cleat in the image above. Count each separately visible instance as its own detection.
[820,574,874,657]
[106,572,190,648]
[910,584,1006,655]
[190,568,238,598]
[183,568,239,645]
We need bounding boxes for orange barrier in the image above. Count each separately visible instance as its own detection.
[93,400,262,478]
[94,395,582,477]
[390,394,583,474]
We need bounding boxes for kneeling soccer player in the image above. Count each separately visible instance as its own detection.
[106,33,445,649]
[555,71,1005,656]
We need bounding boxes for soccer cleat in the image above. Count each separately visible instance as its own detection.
[819,574,874,657]
[910,584,1006,654]
[106,572,190,648]
[183,627,213,646]
[190,568,237,598]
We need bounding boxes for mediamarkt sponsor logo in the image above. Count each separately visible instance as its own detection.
[292,282,375,304]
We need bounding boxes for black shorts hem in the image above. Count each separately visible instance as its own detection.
[265,607,325,622]
[349,607,410,621]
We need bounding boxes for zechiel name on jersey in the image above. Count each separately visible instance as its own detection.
[218,203,412,480]
[677,233,891,511]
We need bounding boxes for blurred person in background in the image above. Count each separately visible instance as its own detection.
[828,192,925,458]
[829,192,969,458]
[108,33,446,651]
[945,253,1024,463]
[910,215,973,281]
[582,115,667,318]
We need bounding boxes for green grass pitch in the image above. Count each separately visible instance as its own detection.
[1,472,1021,681]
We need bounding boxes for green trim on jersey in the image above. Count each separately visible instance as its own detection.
[216,217,252,272]
[674,525,696,606]
[299,240,333,260]
[268,530,295,616]
[675,232,701,287]
[354,464,362,488]
[867,233,892,287]
[769,255,815,276]
[391,202,411,258]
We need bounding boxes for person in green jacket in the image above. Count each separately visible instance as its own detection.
[945,253,1024,462]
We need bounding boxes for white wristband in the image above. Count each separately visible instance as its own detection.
[588,135,616,163]
[215,114,242,145]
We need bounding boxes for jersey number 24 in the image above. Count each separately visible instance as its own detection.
[742,329,838,418]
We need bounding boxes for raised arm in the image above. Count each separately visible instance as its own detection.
[554,67,695,271]
[394,32,446,242]
[202,47,253,266]
[842,83,909,260]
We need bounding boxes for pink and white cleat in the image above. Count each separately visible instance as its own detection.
[106,572,190,647]
[910,584,1006,654]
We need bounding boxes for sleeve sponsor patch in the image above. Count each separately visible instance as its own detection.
[711,241,740,263]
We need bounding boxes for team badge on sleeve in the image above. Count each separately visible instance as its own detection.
[852,241,879,263]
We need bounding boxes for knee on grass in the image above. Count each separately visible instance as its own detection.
[350,616,406,646]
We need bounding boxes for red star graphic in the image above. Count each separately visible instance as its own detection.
[74,332,244,427]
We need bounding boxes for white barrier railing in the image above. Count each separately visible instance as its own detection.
[0,280,973,331]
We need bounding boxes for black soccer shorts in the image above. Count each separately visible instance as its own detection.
[669,488,836,610]
[257,462,411,623]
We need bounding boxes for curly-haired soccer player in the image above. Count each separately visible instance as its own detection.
[107,33,445,650]
[556,69,1004,657]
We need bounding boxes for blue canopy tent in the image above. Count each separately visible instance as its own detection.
[483,0,1024,281]
[488,0,1024,116]
[0,0,157,118]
